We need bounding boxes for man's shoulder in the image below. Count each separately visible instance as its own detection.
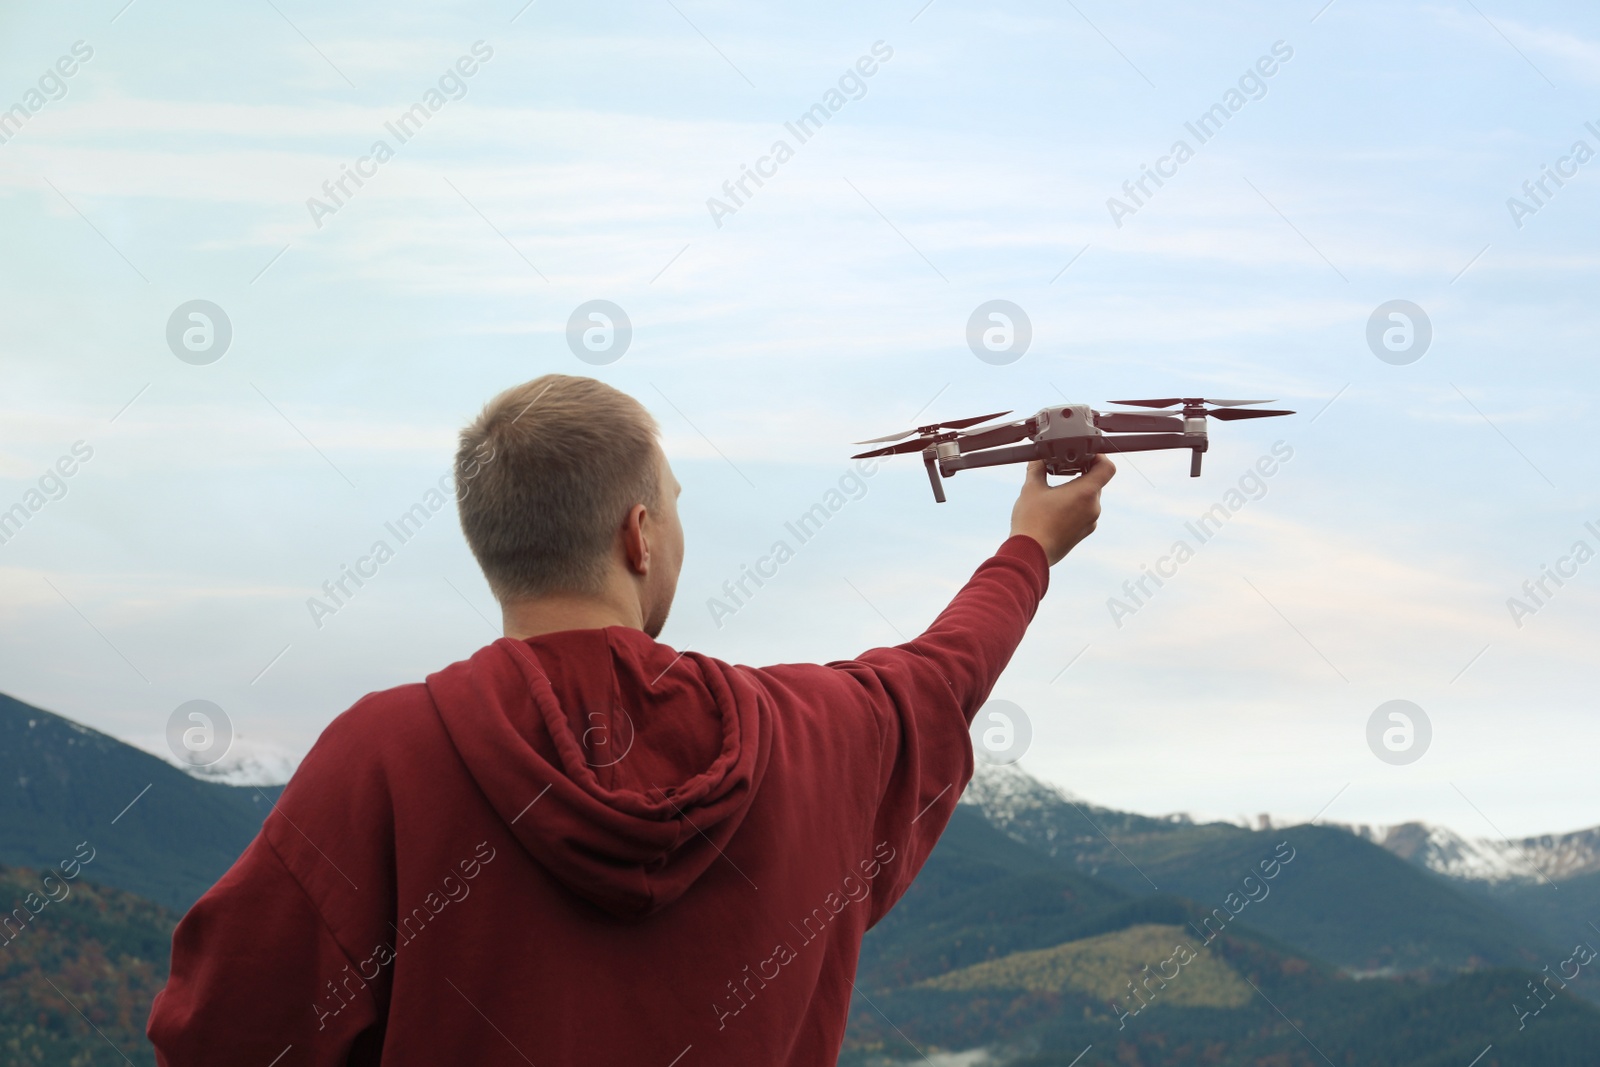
[336,678,439,731]
[304,678,444,771]
[262,679,447,886]
[724,657,886,729]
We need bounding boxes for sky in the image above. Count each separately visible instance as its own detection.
[1,0,1596,839]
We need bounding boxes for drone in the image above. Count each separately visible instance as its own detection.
[852,398,1295,502]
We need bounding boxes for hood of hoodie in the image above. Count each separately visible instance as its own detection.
[427,628,771,919]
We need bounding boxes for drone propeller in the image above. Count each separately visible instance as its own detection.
[852,410,1012,446]
[852,438,940,459]
[1206,407,1295,420]
[1108,397,1276,409]
[1108,398,1293,422]
[953,418,1035,452]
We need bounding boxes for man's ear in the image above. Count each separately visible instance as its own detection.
[621,503,650,576]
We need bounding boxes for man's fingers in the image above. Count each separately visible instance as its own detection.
[1026,456,1114,492]
[1076,454,1117,488]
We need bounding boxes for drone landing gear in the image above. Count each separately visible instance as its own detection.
[1190,448,1203,477]
[922,449,947,503]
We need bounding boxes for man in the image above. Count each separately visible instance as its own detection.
[148,374,1114,1065]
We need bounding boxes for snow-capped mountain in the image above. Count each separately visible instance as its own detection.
[958,761,1083,821]
[166,747,301,787]
[961,763,1600,888]
[122,734,302,787]
[1342,821,1600,885]
[957,762,1196,865]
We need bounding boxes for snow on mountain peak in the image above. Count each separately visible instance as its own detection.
[1339,820,1600,885]
[961,763,1600,887]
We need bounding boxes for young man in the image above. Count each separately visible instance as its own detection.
[147,374,1114,1066]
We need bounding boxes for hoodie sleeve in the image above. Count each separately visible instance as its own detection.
[147,828,383,1066]
[845,534,1051,923]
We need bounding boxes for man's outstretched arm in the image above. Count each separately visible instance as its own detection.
[854,454,1116,720]
[742,457,1114,921]
[838,456,1116,920]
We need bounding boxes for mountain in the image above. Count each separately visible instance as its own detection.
[959,764,1557,976]
[1333,819,1600,962]
[0,863,174,1067]
[965,763,1600,891]
[1352,820,1600,885]
[0,692,287,1066]
[1475,872,1600,953]
[917,922,1256,1008]
[858,805,1176,991]
[857,790,1600,1067]
[0,692,281,913]
[847,776,1600,1067]
[1332,819,1600,966]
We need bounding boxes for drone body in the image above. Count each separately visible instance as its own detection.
[852,398,1294,502]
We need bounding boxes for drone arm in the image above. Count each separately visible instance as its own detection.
[1092,433,1193,455]
[941,441,1043,473]
[947,434,1193,473]
[1089,432,1207,477]
[942,434,1208,482]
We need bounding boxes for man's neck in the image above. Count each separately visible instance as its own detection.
[501,591,644,641]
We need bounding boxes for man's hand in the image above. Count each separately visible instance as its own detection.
[1009,454,1116,566]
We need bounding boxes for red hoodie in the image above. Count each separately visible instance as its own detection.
[147,535,1049,1066]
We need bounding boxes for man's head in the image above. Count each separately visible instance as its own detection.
[454,375,683,638]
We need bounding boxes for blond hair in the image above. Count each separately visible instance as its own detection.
[455,375,660,601]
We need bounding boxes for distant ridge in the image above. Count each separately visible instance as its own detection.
[1344,819,1600,885]
[958,763,1557,975]
[852,788,1600,1067]
[0,691,281,912]
[963,763,1600,888]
